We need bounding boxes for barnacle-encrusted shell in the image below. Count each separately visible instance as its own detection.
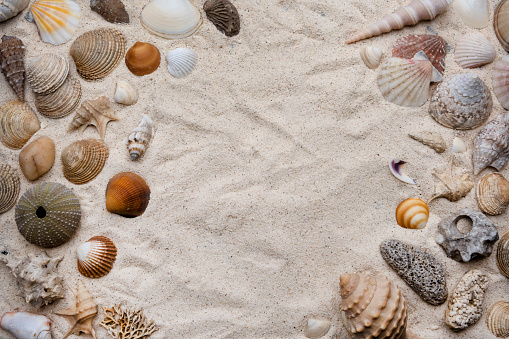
[70,28,126,80]
[203,0,240,37]
[392,34,447,74]
[90,0,129,24]
[114,79,138,105]
[0,100,40,149]
[106,172,151,218]
[62,139,109,185]
[455,32,496,69]
[166,47,197,78]
[0,35,25,101]
[28,0,81,45]
[127,115,153,160]
[0,164,20,214]
[396,198,429,229]
[125,42,160,76]
[473,112,509,175]
[454,0,489,28]
[68,96,118,139]
[15,182,81,248]
[495,0,509,52]
[496,231,509,278]
[35,76,81,118]
[77,236,117,278]
[19,137,55,181]
[305,318,330,338]
[408,131,446,153]
[0,0,30,22]
[476,172,509,215]
[492,56,509,110]
[360,46,382,69]
[26,53,69,95]
[486,301,509,337]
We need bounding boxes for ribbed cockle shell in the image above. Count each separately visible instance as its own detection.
[0,164,20,214]
[494,0,509,52]
[203,0,240,37]
[26,53,69,95]
[127,115,153,160]
[0,100,40,149]
[35,76,82,119]
[392,34,446,74]
[77,236,117,278]
[166,47,197,78]
[486,301,509,338]
[455,32,496,69]
[125,42,160,76]
[396,198,429,229]
[492,56,509,110]
[61,139,109,185]
[28,0,81,45]
[68,96,118,139]
[0,35,25,101]
[473,112,509,175]
[496,231,509,279]
[476,172,509,215]
[106,172,151,218]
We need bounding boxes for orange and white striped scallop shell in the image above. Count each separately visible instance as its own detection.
[396,198,429,229]
[77,236,117,278]
[28,0,81,45]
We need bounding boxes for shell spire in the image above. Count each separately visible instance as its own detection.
[127,115,153,161]
[473,112,509,175]
[0,35,25,101]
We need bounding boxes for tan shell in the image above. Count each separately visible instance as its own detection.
[408,131,446,153]
[473,112,509,175]
[35,76,81,119]
[429,157,474,203]
[396,198,429,229]
[127,115,153,160]
[360,46,382,69]
[340,272,407,338]
[0,0,30,22]
[455,32,496,69]
[497,231,509,279]
[0,164,20,214]
[77,236,117,278]
[486,301,509,337]
[0,100,40,149]
[476,173,509,215]
[19,137,55,181]
[26,53,69,95]
[305,318,331,338]
[114,79,138,105]
[62,139,109,185]
[0,35,25,101]
[495,0,509,52]
[68,96,118,139]
[493,56,509,110]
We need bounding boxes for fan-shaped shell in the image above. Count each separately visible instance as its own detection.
[495,0,509,52]
[141,0,203,39]
[203,0,240,37]
[35,76,81,119]
[62,139,109,185]
[496,231,509,278]
[396,198,429,229]
[0,100,40,149]
[15,182,81,248]
[0,0,29,22]
[454,0,489,28]
[0,164,20,214]
[77,236,117,278]
[70,28,126,80]
[127,115,153,160]
[106,172,150,218]
[492,56,509,110]
[28,0,81,45]
[26,53,69,95]
[476,173,509,215]
[392,34,447,74]
[429,73,492,130]
[486,301,509,337]
[125,42,160,76]
[455,32,496,69]
[0,35,25,101]
[360,46,382,69]
[166,47,197,78]
[473,112,509,175]
[114,79,138,105]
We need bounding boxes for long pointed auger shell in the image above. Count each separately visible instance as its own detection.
[473,112,509,175]
[454,0,489,28]
[0,0,30,22]
[495,0,509,52]
[35,76,82,118]
[26,53,69,95]
[392,34,447,74]
[127,115,153,161]
[203,0,240,37]
[68,96,118,139]
[0,35,25,101]
[486,301,509,337]
[166,47,197,78]
[29,0,81,45]
[0,164,20,214]
[455,32,496,69]
[0,100,40,149]
[0,312,52,339]
[77,236,117,278]
[493,56,509,110]
[62,139,109,185]
[477,172,509,215]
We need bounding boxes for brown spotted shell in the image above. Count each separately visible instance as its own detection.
[497,231,509,279]
[77,236,117,278]
[392,34,447,74]
[0,164,20,214]
[106,172,150,218]
[61,139,109,185]
[487,301,509,337]
[0,35,25,101]
[0,100,40,149]
[26,53,69,95]
[203,0,240,37]
[125,42,160,76]
[476,172,509,215]
[35,76,82,119]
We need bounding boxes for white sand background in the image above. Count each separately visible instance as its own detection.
[0,0,508,337]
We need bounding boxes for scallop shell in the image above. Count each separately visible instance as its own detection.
[28,0,81,45]
[77,236,117,278]
[0,35,25,101]
[454,0,489,28]
[455,32,496,69]
[68,96,118,139]
[0,0,29,22]
[26,53,69,95]
[495,0,509,52]
[486,301,509,337]
[305,318,330,338]
[70,28,126,80]
[166,47,197,78]
[19,137,55,181]
[141,0,203,39]
[429,73,492,130]
[392,34,447,74]
[127,115,153,161]
[496,231,509,278]
[492,56,509,110]
[35,76,81,118]
[125,42,161,76]
[203,0,240,37]
[340,272,407,338]
[15,182,81,248]
[473,112,509,175]
[114,79,138,105]
[360,46,382,69]
[476,173,509,215]
[62,139,109,185]
[396,198,429,229]
[90,0,129,24]
[106,172,151,218]
[0,100,40,149]
[0,164,20,214]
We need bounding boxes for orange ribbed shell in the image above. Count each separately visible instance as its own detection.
[125,42,160,76]
[105,172,150,217]
[77,236,117,278]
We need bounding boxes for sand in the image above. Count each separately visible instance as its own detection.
[0,0,507,337]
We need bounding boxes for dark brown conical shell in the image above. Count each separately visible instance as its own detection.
[106,172,150,218]
[0,164,20,214]
[0,35,25,101]
[392,34,447,74]
[203,0,240,37]
[77,236,117,278]
[90,0,129,23]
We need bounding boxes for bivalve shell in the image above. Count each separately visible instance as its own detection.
[473,112,509,175]
[305,318,330,338]
[0,100,40,149]
[392,34,447,74]
[28,0,81,45]
[203,0,240,37]
[26,53,69,95]
[0,164,20,214]
[125,42,160,76]
[0,0,30,22]
[127,115,153,160]
[114,79,138,105]
[0,35,25,101]
[476,172,509,215]
[396,198,429,229]
[495,0,509,52]
[486,301,509,337]
[62,139,109,185]
[455,32,496,69]
[166,47,197,78]
[77,236,117,278]
[106,172,150,218]
[454,0,489,28]
[360,46,382,69]
[19,137,55,181]
[496,231,509,278]
[35,76,81,119]
[492,56,509,110]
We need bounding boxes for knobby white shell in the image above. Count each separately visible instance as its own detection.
[166,48,198,78]
[360,46,382,69]
[114,80,138,106]
[492,55,509,110]
[455,32,496,69]
[127,115,154,160]
[305,318,331,338]
[454,0,489,28]
[0,311,52,339]
[28,0,81,45]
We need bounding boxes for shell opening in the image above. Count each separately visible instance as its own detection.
[36,206,46,218]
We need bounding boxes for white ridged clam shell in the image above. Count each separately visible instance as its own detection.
[360,46,382,69]
[127,115,153,161]
[34,76,81,119]
[166,48,197,78]
[454,0,489,28]
[77,236,117,278]
[28,0,81,45]
[493,55,509,110]
[114,80,138,106]
[0,0,30,22]
[26,53,69,95]
[305,318,331,338]
[455,32,496,69]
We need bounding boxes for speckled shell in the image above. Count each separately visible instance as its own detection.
[106,172,150,218]
[476,173,509,215]
[340,272,407,338]
[26,53,69,95]
[28,0,81,45]
[35,76,81,119]
[77,236,117,278]
[127,115,153,160]
[0,164,20,214]
[429,73,492,130]
[0,0,30,22]
[0,100,40,149]
[396,198,429,229]
[62,139,109,185]
[492,56,509,110]
[114,79,138,105]
[90,0,129,24]
[473,112,509,175]
[455,33,496,69]
[0,35,25,101]
[495,0,509,52]
[203,0,240,37]
[68,96,118,139]
[360,46,383,69]
[392,34,447,74]
[487,301,509,337]
[496,231,509,278]
[454,0,489,28]
[125,42,160,76]
[70,28,126,80]
[15,182,81,248]
[166,47,197,78]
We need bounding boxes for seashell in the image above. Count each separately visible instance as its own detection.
[495,0,509,52]
[68,96,118,139]
[392,34,447,74]
[0,100,40,149]
[141,0,203,39]
[26,53,69,95]
[70,28,126,80]
[55,280,97,339]
[0,0,30,22]
[454,0,489,28]
[486,301,509,337]
[166,47,198,78]
[492,56,509,110]
[106,172,151,218]
[304,318,330,338]
[0,312,52,339]
[360,46,382,69]
[408,131,446,153]
[61,139,109,185]
[19,137,55,181]
[34,76,81,118]
[339,272,407,338]
[203,0,240,37]
[0,164,20,214]
[429,157,474,203]
[378,51,442,107]
[28,0,81,45]
[99,305,159,337]
[346,0,452,44]
[395,198,429,229]
[389,159,416,185]
[15,182,81,248]
[476,173,509,215]
[125,42,161,76]
[77,236,117,278]
[90,0,129,24]
[472,112,509,175]
[114,79,138,105]
[0,35,25,100]
[452,137,467,153]
[496,231,509,278]
[127,115,153,161]
[455,32,496,69]
[429,73,492,130]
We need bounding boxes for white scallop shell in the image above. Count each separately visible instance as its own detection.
[28,0,81,45]
[114,80,138,106]
[360,46,382,69]
[305,318,331,338]
[493,55,509,110]
[166,48,198,78]
[455,32,496,69]
[127,115,153,160]
[26,53,69,95]
[454,0,489,29]
[141,0,202,39]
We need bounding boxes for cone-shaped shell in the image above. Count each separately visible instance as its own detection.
[15,182,81,248]
[35,76,81,118]
[19,137,55,181]
[68,96,118,139]
[113,79,138,105]
[125,42,160,76]
[455,32,496,69]
[70,28,126,80]
[492,56,509,110]
[476,173,509,215]
[0,311,52,339]
[29,0,81,45]
[392,34,447,74]
[127,114,153,160]
[77,236,117,278]
[0,0,30,22]
[360,46,382,69]
[62,139,109,185]
[0,35,25,101]
[0,100,40,149]
[0,164,20,214]
[26,53,69,95]
[90,0,129,24]
[454,0,489,28]
[408,131,446,153]
[496,231,509,278]
[473,112,509,175]
[106,172,150,218]
[495,0,509,52]
[166,47,197,78]
[203,0,240,37]
[396,198,429,229]
[141,0,203,39]
[486,301,509,337]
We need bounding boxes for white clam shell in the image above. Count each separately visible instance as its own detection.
[455,32,496,69]
[166,48,198,78]
[0,311,52,339]
[114,80,138,106]
[127,114,153,160]
[141,0,202,39]
[28,0,81,45]
[0,0,30,22]
[454,0,489,29]
[492,55,509,110]
[26,53,69,95]
[360,46,382,69]
[452,137,467,153]
[305,318,331,338]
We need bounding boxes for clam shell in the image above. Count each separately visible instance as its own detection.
[0,100,40,149]
[0,35,25,101]
[455,32,496,69]
[28,0,81,45]
[35,76,81,119]
[360,46,382,69]
[0,0,30,22]
[496,231,509,278]
[0,164,20,214]
[429,73,492,130]
[396,198,429,229]
[473,112,509,175]
[305,318,330,338]
[495,0,509,52]
[392,34,447,74]
[106,172,150,218]
[68,96,118,139]
[62,139,109,185]
[77,236,117,278]
[127,114,153,160]
[15,182,81,248]
[492,55,509,110]
[486,301,509,337]
[203,0,240,37]
[70,28,126,80]
[454,0,489,28]
[166,47,197,78]
[141,0,203,39]
[19,137,55,181]
[114,79,138,105]
[26,53,69,95]
[90,0,129,24]
[125,42,161,76]
[477,173,509,216]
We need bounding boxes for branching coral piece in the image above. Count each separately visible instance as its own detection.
[100,305,158,339]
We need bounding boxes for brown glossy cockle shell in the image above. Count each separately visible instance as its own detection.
[106,172,150,218]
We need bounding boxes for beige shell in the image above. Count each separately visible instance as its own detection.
[305,318,331,338]
[486,301,509,337]
[26,53,69,95]
[396,198,429,229]
[495,0,509,52]
[473,112,509,175]
[476,173,509,215]
[0,164,20,214]
[496,231,509,278]
[19,137,55,181]
[455,32,496,69]
[28,0,81,45]
[114,79,138,106]
[340,272,407,338]
[35,76,81,119]
[0,100,40,149]
[429,157,474,203]
[492,56,509,110]
[454,0,489,28]
[77,236,117,278]
[127,115,153,161]
[408,131,446,153]
[61,139,109,185]
[360,46,382,69]
[68,96,118,139]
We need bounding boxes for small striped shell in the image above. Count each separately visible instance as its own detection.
[392,34,447,74]
[455,33,496,69]
[492,56,509,110]
[35,76,81,118]
[0,100,40,149]
[15,182,81,248]
[28,0,81,45]
[0,164,20,214]
[486,301,509,337]
[496,231,509,278]
[61,139,109,185]
[396,198,429,229]
[77,236,117,278]
[106,172,150,218]
[360,46,382,69]
[477,172,509,215]
[127,115,153,160]
[166,48,197,78]
[26,53,69,95]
